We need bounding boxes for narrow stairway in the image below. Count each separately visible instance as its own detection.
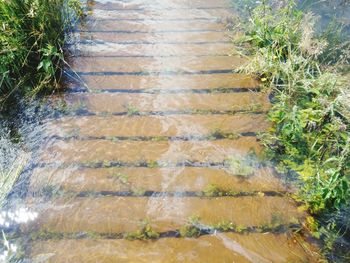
[23,0,319,262]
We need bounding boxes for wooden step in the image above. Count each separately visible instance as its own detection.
[68,56,243,73]
[63,93,269,113]
[80,20,227,32]
[24,196,302,234]
[89,8,234,21]
[74,31,233,43]
[28,167,285,193]
[87,0,233,10]
[29,233,318,263]
[38,138,262,165]
[68,73,258,91]
[72,43,233,56]
[44,114,268,138]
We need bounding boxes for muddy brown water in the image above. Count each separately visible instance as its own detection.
[14,0,322,262]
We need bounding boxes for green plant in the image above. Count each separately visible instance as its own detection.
[0,0,83,104]
[124,221,160,240]
[126,104,140,116]
[212,221,235,232]
[226,156,255,177]
[234,0,350,256]
[180,216,202,238]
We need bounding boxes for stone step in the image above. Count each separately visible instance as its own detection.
[68,56,242,73]
[80,20,227,32]
[44,114,268,138]
[29,233,317,263]
[24,196,302,234]
[28,167,285,193]
[67,73,258,91]
[63,93,269,114]
[74,31,233,43]
[72,43,233,56]
[38,138,262,165]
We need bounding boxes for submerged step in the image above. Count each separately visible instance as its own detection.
[44,114,268,138]
[80,20,227,32]
[28,167,285,193]
[67,73,258,91]
[29,233,317,263]
[68,56,243,73]
[38,138,262,165]
[24,196,302,234]
[72,43,233,56]
[63,93,270,114]
[89,9,234,21]
[75,31,233,43]
[88,0,233,10]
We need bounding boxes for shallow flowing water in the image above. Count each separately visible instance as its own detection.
[2,0,328,262]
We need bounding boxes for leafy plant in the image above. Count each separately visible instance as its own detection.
[124,221,160,240]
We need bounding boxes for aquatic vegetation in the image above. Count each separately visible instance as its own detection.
[124,221,159,240]
[226,156,255,178]
[179,216,202,238]
[0,0,83,104]
[126,104,140,116]
[211,221,235,232]
[235,0,350,257]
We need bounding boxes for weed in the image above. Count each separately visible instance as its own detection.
[202,184,223,197]
[0,0,83,104]
[226,156,255,178]
[180,216,202,238]
[234,0,350,256]
[212,221,236,232]
[124,221,159,240]
[126,104,140,116]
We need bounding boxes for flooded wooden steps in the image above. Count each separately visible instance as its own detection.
[44,115,268,138]
[64,93,269,114]
[75,31,233,43]
[29,233,316,263]
[28,167,285,193]
[17,0,321,261]
[69,73,258,91]
[24,196,302,234]
[38,139,262,164]
[69,56,243,73]
[81,20,227,32]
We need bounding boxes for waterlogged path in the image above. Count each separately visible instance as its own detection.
[23,0,318,262]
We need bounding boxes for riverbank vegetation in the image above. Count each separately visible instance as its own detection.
[0,0,82,108]
[233,0,350,260]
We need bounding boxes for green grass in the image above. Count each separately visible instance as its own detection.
[0,0,83,106]
[233,0,350,257]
